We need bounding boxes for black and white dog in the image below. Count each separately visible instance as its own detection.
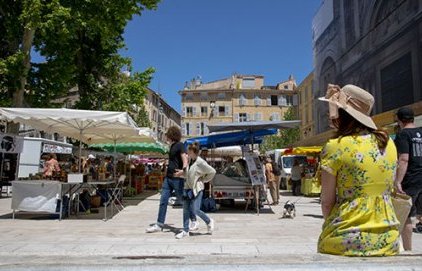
[282,200,296,218]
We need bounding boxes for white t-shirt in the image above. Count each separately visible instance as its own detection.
[291,165,303,181]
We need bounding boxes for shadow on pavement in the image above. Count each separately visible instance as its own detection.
[303,214,324,219]
[0,191,157,221]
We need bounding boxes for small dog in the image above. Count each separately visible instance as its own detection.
[282,200,296,218]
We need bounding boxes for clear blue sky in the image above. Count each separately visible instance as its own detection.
[123,1,322,112]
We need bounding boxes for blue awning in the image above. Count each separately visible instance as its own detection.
[184,128,277,149]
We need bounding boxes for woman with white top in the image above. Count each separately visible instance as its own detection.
[175,142,216,239]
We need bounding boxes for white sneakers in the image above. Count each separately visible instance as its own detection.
[175,231,190,239]
[189,221,200,232]
[146,224,163,233]
[207,218,215,234]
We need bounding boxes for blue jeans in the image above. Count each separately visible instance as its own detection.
[157,177,195,225]
[183,190,211,232]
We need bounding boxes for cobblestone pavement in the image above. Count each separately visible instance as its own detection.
[0,191,421,270]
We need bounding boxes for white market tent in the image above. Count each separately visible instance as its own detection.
[0,107,153,172]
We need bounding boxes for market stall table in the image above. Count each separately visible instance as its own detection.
[12,180,71,220]
[64,180,116,220]
[12,180,117,220]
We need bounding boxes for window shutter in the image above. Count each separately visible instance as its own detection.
[258,112,262,121]
[196,122,200,135]
[181,122,186,135]
[192,106,197,116]
[266,97,271,106]
[225,105,229,116]
[182,106,186,117]
[204,122,209,135]
[234,113,239,122]
[247,113,252,122]
[293,95,299,106]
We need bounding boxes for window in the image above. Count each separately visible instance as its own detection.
[200,92,207,101]
[152,110,157,121]
[199,122,207,135]
[186,107,193,117]
[381,53,414,112]
[217,92,226,99]
[239,94,247,106]
[201,106,208,116]
[286,95,293,106]
[185,93,194,101]
[218,106,225,116]
[284,85,289,90]
[254,112,262,121]
[271,95,278,106]
[239,113,247,122]
[270,113,280,121]
[185,123,191,136]
[242,78,255,89]
[254,95,261,106]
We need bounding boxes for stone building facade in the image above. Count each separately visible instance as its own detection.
[297,72,315,141]
[313,0,422,134]
[179,74,298,139]
[144,88,181,142]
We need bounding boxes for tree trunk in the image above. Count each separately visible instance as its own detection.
[8,27,35,134]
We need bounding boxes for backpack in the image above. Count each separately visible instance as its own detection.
[272,161,281,176]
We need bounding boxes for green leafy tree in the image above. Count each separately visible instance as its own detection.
[259,107,300,152]
[1,0,160,130]
[100,68,154,127]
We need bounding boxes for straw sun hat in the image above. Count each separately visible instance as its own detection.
[318,84,377,130]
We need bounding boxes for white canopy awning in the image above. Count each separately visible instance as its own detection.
[0,108,155,173]
[207,120,301,133]
[0,107,142,144]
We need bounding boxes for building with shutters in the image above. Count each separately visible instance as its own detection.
[144,88,181,142]
[179,74,298,139]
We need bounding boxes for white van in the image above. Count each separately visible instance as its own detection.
[278,155,307,190]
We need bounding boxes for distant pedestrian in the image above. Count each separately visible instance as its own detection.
[394,107,422,251]
[291,159,303,196]
[146,126,196,233]
[265,156,278,205]
[43,154,60,179]
[317,84,399,256]
[175,142,216,239]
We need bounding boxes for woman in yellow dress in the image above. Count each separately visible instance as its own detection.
[317,84,400,256]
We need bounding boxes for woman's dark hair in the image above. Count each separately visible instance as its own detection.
[165,126,182,142]
[334,109,389,150]
[187,142,200,155]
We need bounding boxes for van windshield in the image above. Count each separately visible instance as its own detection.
[282,156,307,169]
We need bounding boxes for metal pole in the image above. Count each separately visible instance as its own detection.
[113,139,117,180]
[78,130,82,173]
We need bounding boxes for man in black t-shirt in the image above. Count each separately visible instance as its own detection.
[146,126,195,233]
[394,107,422,251]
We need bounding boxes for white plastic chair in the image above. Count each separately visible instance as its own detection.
[110,175,126,211]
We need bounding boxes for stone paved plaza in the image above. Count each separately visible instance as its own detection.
[0,192,421,270]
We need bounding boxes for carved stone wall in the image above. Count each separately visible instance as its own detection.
[313,0,422,133]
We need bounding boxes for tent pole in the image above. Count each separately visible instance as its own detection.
[79,130,82,173]
[113,139,117,180]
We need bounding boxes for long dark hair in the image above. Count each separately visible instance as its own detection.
[333,109,389,150]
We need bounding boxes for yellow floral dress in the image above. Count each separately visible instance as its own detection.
[318,134,400,256]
